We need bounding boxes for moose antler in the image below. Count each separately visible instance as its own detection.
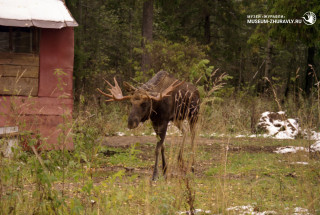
[146,80,184,101]
[97,77,131,102]
[123,81,138,92]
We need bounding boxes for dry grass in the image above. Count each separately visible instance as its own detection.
[1,71,320,214]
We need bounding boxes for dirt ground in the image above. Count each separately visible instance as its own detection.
[101,135,279,152]
[99,135,280,177]
[45,135,284,196]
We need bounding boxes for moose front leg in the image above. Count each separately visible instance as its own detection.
[161,139,167,176]
[152,121,168,181]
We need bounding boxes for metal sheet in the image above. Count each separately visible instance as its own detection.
[0,19,78,29]
[0,19,33,28]
[0,0,78,29]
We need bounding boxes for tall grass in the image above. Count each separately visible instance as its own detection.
[1,71,320,214]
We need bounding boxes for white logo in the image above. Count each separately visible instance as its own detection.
[302,11,316,25]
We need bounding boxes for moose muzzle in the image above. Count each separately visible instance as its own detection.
[128,116,140,129]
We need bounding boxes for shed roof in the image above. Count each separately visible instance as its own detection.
[0,0,78,29]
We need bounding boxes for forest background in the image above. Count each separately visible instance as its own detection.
[66,0,320,132]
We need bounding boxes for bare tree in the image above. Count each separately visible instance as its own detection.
[141,0,154,73]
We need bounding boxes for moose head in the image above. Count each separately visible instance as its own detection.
[97,77,183,129]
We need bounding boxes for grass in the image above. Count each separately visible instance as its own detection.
[1,87,320,214]
[1,134,320,214]
[2,62,320,214]
[100,144,153,168]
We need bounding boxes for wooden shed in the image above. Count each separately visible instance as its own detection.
[0,0,78,150]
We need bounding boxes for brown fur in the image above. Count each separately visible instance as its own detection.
[127,71,200,180]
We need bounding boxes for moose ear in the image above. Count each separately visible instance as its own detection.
[123,81,137,94]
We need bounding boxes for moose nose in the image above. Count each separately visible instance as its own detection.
[128,117,139,129]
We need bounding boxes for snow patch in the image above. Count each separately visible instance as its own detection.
[235,134,247,138]
[254,111,320,154]
[293,207,311,215]
[115,132,125,137]
[302,130,320,140]
[178,208,211,214]
[274,146,308,154]
[311,140,320,151]
[225,205,310,215]
[257,111,320,141]
[226,205,277,215]
[167,121,183,136]
[257,111,298,139]
[249,134,270,138]
[274,142,320,154]
[291,162,309,165]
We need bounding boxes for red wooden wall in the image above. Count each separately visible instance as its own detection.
[0,27,74,150]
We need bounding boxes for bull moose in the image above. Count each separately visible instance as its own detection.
[98,71,200,180]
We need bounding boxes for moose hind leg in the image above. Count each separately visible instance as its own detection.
[174,120,188,170]
[189,114,198,173]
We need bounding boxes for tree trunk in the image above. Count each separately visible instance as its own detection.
[129,1,135,78]
[141,0,154,74]
[263,37,272,92]
[204,14,210,44]
[305,46,315,96]
[238,47,242,90]
[284,60,293,98]
[73,0,83,104]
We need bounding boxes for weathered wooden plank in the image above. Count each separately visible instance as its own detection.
[0,53,39,66]
[0,77,38,96]
[0,115,73,150]
[0,96,73,117]
[38,28,74,98]
[0,96,74,150]
[0,64,39,78]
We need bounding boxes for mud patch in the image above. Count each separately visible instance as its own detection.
[102,136,158,147]
[229,145,279,153]
[102,136,280,155]
[99,136,282,178]
[100,149,124,157]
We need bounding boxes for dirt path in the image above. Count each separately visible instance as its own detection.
[101,135,279,153]
[8,136,283,200]
[99,135,280,178]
